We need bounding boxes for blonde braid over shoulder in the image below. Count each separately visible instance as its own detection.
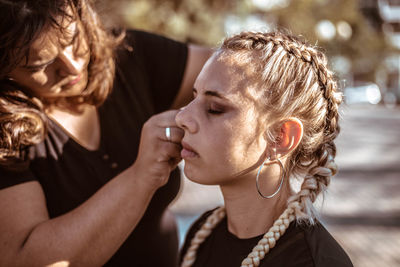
[181,207,226,267]
[239,202,299,267]
[180,203,301,267]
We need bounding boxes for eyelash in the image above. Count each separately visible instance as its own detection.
[208,109,223,114]
[207,104,224,115]
[29,60,56,72]
[27,65,46,73]
[192,93,225,115]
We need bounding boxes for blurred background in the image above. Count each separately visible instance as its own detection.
[96,0,400,266]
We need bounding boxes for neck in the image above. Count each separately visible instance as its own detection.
[47,104,100,151]
[220,175,289,239]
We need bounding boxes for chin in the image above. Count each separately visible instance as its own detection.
[183,168,218,186]
[57,78,88,98]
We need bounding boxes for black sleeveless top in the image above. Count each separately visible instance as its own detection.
[180,209,354,267]
[0,30,188,267]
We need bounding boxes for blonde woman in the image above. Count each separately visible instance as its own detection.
[177,31,353,267]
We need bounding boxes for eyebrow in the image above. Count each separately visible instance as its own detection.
[62,27,80,47]
[25,59,55,69]
[193,88,230,101]
[24,26,80,69]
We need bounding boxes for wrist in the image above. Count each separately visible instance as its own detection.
[127,163,162,194]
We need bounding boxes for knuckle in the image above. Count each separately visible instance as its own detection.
[142,120,152,131]
[162,142,173,153]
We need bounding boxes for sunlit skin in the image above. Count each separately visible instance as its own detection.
[7,12,96,150]
[176,53,269,187]
[9,17,90,100]
[176,53,287,237]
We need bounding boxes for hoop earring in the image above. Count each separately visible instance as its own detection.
[256,158,285,199]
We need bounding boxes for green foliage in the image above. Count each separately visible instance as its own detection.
[275,0,388,76]
[95,0,391,80]
[96,0,232,45]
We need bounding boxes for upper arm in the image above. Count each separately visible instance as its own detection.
[0,181,49,262]
[170,44,213,109]
[122,30,212,111]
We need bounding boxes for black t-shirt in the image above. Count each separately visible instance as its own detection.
[180,209,354,267]
[0,30,188,267]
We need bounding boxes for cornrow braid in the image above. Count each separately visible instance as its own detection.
[221,31,341,222]
[181,30,342,267]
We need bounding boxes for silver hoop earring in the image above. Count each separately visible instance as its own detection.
[256,158,285,199]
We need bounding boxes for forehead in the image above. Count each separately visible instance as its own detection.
[26,16,78,62]
[194,52,264,102]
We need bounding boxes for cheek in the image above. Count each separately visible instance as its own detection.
[183,114,264,184]
[23,71,56,95]
[30,71,50,86]
[8,68,58,96]
[207,121,256,171]
[221,118,264,167]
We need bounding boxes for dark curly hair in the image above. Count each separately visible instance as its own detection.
[0,0,122,165]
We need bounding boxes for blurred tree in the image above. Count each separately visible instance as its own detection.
[272,0,389,82]
[94,0,392,83]
[95,0,234,44]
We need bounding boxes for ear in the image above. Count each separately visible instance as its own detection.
[273,118,303,158]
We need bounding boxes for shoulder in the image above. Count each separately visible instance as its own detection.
[114,29,188,81]
[121,29,159,49]
[300,222,353,267]
[263,221,353,267]
[0,146,39,190]
[179,208,218,261]
[118,29,187,59]
[123,29,172,43]
[0,164,36,190]
[183,208,216,240]
[114,29,189,112]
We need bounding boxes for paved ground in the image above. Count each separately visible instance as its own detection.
[170,104,400,267]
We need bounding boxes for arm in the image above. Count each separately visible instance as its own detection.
[0,110,182,267]
[170,44,213,109]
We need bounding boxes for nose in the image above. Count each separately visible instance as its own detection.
[57,45,84,77]
[175,105,198,134]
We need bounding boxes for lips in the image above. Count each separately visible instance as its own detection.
[181,141,199,158]
[67,74,82,86]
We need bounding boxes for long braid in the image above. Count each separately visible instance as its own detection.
[225,31,342,222]
[181,207,226,267]
[181,31,342,267]
[280,36,342,221]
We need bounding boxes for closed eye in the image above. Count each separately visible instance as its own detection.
[207,102,224,115]
[207,108,223,114]
[25,59,55,72]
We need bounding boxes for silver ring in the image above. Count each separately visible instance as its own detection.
[165,127,171,141]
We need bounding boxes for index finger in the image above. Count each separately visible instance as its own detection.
[151,109,181,128]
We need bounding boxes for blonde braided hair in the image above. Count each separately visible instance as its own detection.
[181,31,342,267]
